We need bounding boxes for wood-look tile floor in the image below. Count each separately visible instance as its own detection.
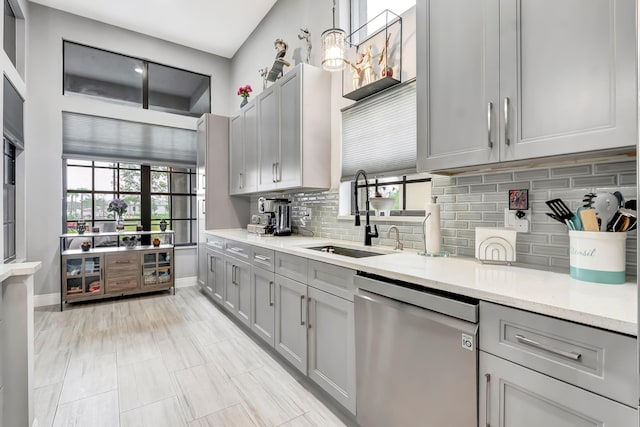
[34,286,351,427]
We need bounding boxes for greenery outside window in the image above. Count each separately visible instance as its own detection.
[64,159,196,246]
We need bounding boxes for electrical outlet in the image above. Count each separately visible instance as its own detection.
[504,208,529,233]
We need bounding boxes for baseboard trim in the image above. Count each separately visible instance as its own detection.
[175,276,198,288]
[34,276,198,307]
[34,292,60,308]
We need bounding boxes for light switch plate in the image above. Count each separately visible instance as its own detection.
[504,208,529,233]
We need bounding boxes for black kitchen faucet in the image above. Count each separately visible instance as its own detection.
[354,169,379,246]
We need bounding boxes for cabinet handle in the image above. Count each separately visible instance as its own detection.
[276,162,281,182]
[307,297,312,329]
[269,281,274,306]
[487,102,493,148]
[201,173,205,189]
[300,294,305,325]
[254,255,270,262]
[229,247,244,254]
[239,173,244,189]
[503,97,510,146]
[272,163,276,182]
[201,199,206,215]
[514,334,582,361]
[115,260,130,264]
[231,265,236,284]
[209,256,214,273]
[485,373,491,427]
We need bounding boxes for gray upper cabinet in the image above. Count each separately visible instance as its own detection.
[479,352,638,427]
[238,63,330,195]
[251,265,276,347]
[275,274,308,374]
[417,0,636,173]
[307,286,356,414]
[277,69,303,189]
[257,86,279,191]
[229,102,258,195]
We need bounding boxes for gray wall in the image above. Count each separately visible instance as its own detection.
[26,4,230,295]
[255,159,637,275]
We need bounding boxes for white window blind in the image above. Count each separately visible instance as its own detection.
[341,80,416,180]
[62,112,196,166]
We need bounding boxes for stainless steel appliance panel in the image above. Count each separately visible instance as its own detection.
[355,288,478,427]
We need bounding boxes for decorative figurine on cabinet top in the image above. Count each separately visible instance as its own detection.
[266,38,291,82]
[298,28,312,64]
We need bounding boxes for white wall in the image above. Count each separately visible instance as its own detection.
[229,1,416,188]
[26,4,231,295]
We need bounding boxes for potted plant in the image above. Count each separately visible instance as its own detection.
[107,198,128,231]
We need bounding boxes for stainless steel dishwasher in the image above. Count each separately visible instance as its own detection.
[354,273,479,427]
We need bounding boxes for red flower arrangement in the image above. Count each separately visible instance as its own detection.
[237,85,253,98]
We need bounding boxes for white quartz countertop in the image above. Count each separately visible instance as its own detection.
[0,261,42,283]
[205,229,638,336]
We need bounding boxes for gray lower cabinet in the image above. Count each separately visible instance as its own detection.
[417,0,636,172]
[205,248,225,305]
[275,274,308,374]
[251,266,275,347]
[224,257,251,327]
[307,286,356,414]
[479,351,637,426]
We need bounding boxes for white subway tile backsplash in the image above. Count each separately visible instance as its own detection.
[252,159,636,275]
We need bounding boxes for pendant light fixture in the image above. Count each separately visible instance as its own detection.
[321,0,347,72]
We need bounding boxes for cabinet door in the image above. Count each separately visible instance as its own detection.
[251,266,275,347]
[257,86,279,192]
[197,242,207,287]
[229,113,244,195]
[243,101,258,193]
[417,0,500,172]
[207,250,225,305]
[236,261,251,327]
[224,258,238,312]
[275,275,307,374]
[196,115,207,193]
[479,352,638,427]
[307,287,356,414]
[499,0,636,161]
[277,68,301,189]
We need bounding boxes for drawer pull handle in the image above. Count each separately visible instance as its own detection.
[115,261,130,264]
[254,255,270,262]
[229,247,244,253]
[487,101,493,148]
[514,334,582,361]
[300,294,305,326]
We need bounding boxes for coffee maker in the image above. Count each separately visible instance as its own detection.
[249,197,291,236]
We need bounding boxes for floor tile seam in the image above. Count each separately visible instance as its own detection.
[168,371,200,423]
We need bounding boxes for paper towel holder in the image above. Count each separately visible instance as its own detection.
[418,211,450,257]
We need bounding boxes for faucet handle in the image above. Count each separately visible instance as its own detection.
[370,224,379,238]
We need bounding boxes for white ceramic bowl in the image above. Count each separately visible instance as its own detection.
[369,197,395,216]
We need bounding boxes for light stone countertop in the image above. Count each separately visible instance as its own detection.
[0,261,41,283]
[205,229,638,336]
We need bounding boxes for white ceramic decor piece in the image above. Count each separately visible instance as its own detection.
[475,227,517,264]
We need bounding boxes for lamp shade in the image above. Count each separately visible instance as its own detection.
[321,28,347,71]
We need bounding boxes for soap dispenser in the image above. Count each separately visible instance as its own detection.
[424,196,442,254]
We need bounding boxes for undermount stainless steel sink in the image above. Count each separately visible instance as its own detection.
[306,245,390,258]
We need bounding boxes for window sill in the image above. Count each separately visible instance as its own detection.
[337,215,425,223]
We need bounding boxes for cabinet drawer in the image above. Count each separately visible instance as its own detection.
[275,252,308,283]
[479,301,636,407]
[225,240,251,261]
[307,260,355,301]
[206,235,225,252]
[106,253,139,267]
[105,276,139,293]
[252,246,275,272]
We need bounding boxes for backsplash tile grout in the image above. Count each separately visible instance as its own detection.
[250,159,637,276]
